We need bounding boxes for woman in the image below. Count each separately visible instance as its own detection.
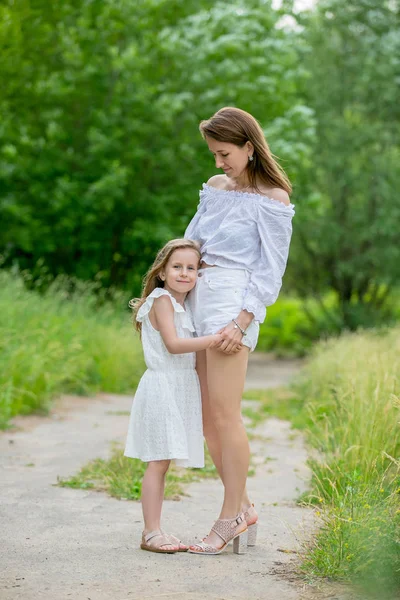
[184,107,295,555]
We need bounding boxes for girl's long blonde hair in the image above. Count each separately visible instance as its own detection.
[129,238,201,333]
[199,106,292,195]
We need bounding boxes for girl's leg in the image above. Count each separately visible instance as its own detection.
[200,348,251,548]
[196,350,252,511]
[141,459,178,551]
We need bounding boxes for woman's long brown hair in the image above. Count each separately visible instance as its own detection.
[129,238,201,333]
[199,106,292,195]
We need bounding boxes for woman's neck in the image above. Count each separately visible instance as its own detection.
[230,172,252,191]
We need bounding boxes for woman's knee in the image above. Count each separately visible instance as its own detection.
[203,418,219,445]
[212,410,244,434]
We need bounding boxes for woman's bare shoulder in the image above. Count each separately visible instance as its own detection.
[206,174,229,190]
[259,186,290,206]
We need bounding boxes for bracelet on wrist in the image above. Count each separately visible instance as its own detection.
[232,318,247,336]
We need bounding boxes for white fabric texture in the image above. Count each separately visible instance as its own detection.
[124,288,204,468]
[184,184,295,323]
[187,266,259,352]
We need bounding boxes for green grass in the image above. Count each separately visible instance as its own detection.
[58,440,256,501]
[242,387,311,429]
[0,271,145,428]
[243,328,400,597]
[58,443,220,500]
[293,327,400,598]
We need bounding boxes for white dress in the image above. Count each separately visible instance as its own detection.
[124,288,204,468]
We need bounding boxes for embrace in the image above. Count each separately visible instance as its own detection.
[124,107,295,555]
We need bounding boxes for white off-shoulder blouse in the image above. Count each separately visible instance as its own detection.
[184,183,295,324]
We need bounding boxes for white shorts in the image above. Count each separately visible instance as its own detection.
[187,266,260,352]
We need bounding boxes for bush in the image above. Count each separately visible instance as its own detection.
[258,294,341,356]
[259,290,400,357]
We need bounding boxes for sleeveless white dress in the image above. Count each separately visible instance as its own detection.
[124,288,204,468]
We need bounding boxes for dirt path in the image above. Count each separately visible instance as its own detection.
[0,353,319,600]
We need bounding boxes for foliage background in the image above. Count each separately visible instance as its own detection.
[2,0,398,331]
[1,1,399,594]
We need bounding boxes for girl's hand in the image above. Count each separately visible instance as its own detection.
[208,333,223,348]
[216,321,244,355]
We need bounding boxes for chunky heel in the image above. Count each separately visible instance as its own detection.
[189,513,248,555]
[244,503,259,547]
[233,529,248,554]
[247,523,258,546]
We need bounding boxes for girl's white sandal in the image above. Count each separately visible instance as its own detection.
[188,513,248,555]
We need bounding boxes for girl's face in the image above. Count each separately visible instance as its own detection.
[160,248,199,296]
[205,136,253,179]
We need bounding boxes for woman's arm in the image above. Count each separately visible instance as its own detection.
[153,295,221,354]
[218,192,294,354]
[242,194,294,324]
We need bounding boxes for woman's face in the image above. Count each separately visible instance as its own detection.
[205,136,253,179]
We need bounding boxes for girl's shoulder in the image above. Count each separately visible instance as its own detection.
[136,288,185,323]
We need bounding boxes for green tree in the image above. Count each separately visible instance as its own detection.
[0,0,309,293]
[290,0,400,329]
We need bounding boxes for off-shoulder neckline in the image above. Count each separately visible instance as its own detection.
[201,183,295,211]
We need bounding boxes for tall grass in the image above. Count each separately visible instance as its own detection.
[296,327,400,597]
[0,271,145,428]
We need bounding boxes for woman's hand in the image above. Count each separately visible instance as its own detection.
[214,310,254,355]
[215,321,244,355]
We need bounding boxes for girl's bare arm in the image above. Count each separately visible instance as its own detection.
[153,295,221,354]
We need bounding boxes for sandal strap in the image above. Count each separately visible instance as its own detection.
[143,530,162,543]
[143,530,172,547]
[244,503,258,525]
[190,540,221,553]
[211,513,246,544]
[166,533,187,547]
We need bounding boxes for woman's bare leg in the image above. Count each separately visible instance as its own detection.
[200,348,250,548]
[196,350,252,511]
[196,350,223,476]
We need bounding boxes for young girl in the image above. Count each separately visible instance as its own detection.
[124,239,222,554]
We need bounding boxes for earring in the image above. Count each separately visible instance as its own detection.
[249,155,254,162]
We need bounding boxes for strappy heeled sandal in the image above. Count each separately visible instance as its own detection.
[188,513,248,555]
[140,530,180,553]
[243,503,258,547]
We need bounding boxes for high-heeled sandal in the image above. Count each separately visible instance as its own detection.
[243,504,258,547]
[188,513,248,555]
